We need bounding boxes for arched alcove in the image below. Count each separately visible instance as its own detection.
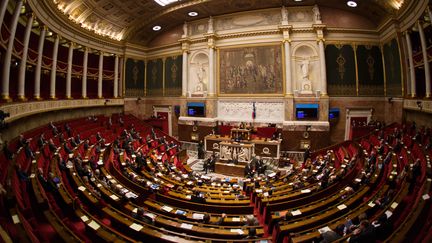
[189,51,209,97]
[292,43,319,94]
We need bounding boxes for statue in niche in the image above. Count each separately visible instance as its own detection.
[301,59,310,81]
[208,16,214,33]
[194,63,207,93]
[281,6,288,24]
[312,5,321,23]
[182,22,188,37]
[299,58,313,94]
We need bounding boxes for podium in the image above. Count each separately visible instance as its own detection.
[219,142,253,163]
[230,128,251,141]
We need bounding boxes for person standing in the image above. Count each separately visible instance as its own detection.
[197,140,205,159]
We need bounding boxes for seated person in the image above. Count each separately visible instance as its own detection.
[216,213,227,225]
[244,215,259,226]
[320,224,344,243]
[191,190,206,203]
[201,213,211,224]
[373,214,392,241]
[132,207,154,225]
[349,220,376,243]
[245,228,258,239]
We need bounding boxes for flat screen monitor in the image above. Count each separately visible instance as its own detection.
[187,102,205,117]
[329,108,340,120]
[296,104,319,120]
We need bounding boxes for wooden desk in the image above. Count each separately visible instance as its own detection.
[215,162,245,177]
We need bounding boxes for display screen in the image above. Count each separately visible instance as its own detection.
[296,104,319,120]
[187,102,205,117]
[329,108,340,119]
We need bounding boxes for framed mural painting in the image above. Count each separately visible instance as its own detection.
[218,45,283,95]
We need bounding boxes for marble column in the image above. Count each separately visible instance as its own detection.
[82,47,88,98]
[66,42,74,98]
[17,13,34,100]
[418,21,431,98]
[0,0,9,29]
[1,0,22,100]
[162,58,166,96]
[182,50,188,97]
[98,52,104,98]
[284,40,292,95]
[114,55,119,98]
[34,27,46,99]
[119,57,123,97]
[318,39,327,96]
[208,46,215,96]
[49,35,60,99]
[405,31,416,97]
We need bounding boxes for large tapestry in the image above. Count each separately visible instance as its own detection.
[383,38,402,97]
[325,44,356,96]
[125,58,145,97]
[146,58,163,96]
[164,55,182,96]
[219,45,283,95]
[357,45,384,96]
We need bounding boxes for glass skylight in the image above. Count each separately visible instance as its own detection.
[154,0,180,7]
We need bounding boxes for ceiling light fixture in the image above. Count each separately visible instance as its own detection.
[294,0,303,2]
[188,11,198,17]
[154,0,180,7]
[347,1,358,7]
[153,25,162,31]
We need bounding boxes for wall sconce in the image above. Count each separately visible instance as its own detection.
[416,101,423,110]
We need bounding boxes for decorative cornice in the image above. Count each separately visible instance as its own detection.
[216,30,280,40]
[325,28,378,35]
[278,25,293,31]
[1,99,124,123]
[291,27,315,33]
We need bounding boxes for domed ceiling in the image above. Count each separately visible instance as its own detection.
[47,0,408,45]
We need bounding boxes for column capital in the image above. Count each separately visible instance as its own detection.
[26,11,34,18]
[282,39,291,44]
[53,33,61,40]
[417,19,425,28]
[316,37,325,43]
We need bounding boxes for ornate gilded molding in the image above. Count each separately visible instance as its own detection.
[1,99,124,123]
[216,30,281,40]
[28,0,124,54]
